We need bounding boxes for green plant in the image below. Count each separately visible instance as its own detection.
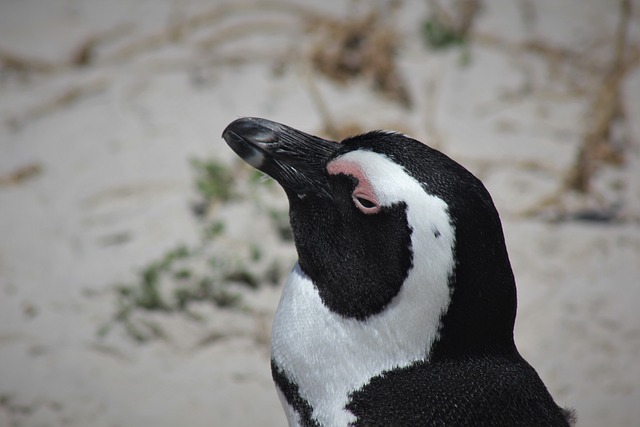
[422,16,466,50]
[191,158,236,204]
[99,155,294,343]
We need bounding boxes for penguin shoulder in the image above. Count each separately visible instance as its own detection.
[347,355,574,427]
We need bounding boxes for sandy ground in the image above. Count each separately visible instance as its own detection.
[1,0,639,426]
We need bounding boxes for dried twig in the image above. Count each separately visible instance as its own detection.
[0,23,132,78]
[308,5,411,108]
[473,33,604,75]
[0,49,58,76]
[197,20,295,52]
[0,164,43,187]
[508,0,640,219]
[101,1,322,64]
[565,0,637,192]
[69,23,133,66]
[6,78,108,130]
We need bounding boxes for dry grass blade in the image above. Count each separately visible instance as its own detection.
[102,1,322,64]
[0,49,59,76]
[308,6,411,108]
[0,23,132,78]
[6,78,108,130]
[504,0,640,217]
[565,0,638,193]
[0,164,43,187]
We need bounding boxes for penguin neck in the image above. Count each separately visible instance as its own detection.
[430,213,518,361]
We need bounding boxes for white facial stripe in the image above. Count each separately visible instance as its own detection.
[330,150,422,206]
[272,150,456,426]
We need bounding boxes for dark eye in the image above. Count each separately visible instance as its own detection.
[356,197,376,209]
[352,194,381,214]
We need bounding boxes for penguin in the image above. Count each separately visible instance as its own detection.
[222,117,574,427]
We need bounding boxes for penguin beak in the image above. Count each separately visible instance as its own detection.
[222,117,341,197]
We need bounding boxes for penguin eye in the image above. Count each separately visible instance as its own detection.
[353,194,381,214]
[356,197,376,208]
[326,158,381,214]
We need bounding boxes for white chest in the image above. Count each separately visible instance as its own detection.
[271,261,452,426]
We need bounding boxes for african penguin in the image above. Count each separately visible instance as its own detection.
[222,117,574,427]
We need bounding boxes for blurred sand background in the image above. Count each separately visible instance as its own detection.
[1,0,639,426]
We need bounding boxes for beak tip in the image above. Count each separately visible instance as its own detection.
[223,117,280,145]
[223,117,341,197]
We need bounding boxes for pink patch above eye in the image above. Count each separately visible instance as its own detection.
[327,159,381,214]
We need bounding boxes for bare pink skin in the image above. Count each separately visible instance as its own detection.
[327,159,381,214]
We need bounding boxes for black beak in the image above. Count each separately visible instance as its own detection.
[222,117,341,197]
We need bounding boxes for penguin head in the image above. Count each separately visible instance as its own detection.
[223,117,517,359]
